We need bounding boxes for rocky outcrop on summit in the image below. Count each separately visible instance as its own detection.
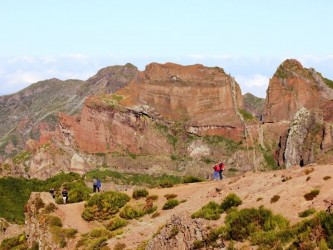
[119,63,244,140]
[263,59,333,123]
[263,59,333,167]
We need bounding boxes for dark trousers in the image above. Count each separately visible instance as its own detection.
[93,184,97,192]
[219,171,223,180]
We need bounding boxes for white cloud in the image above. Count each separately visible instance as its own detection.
[235,74,270,98]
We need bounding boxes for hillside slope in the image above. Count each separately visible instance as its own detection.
[19,163,333,249]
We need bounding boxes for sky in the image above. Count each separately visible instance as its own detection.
[1,1,333,98]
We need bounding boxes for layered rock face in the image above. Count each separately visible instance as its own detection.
[56,97,172,155]
[119,63,244,140]
[263,59,333,167]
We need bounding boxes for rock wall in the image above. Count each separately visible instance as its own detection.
[145,212,207,250]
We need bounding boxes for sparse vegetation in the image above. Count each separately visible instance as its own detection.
[86,169,183,188]
[106,217,128,231]
[0,234,27,250]
[191,201,223,220]
[114,242,126,250]
[238,108,255,121]
[183,176,204,183]
[298,208,316,218]
[119,204,146,219]
[76,228,112,250]
[151,211,160,218]
[257,197,263,202]
[323,77,333,89]
[304,189,320,201]
[46,215,77,248]
[12,151,32,164]
[220,193,242,212]
[82,191,130,221]
[146,194,158,201]
[132,188,149,199]
[162,199,180,210]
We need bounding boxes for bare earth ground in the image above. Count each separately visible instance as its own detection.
[4,163,333,249]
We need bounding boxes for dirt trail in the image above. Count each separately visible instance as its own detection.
[56,202,93,234]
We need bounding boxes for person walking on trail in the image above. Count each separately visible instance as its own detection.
[49,188,55,199]
[62,188,68,204]
[96,178,101,192]
[219,162,225,180]
[92,177,98,192]
[213,163,220,181]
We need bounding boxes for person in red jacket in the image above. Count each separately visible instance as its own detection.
[213,164,220,180]
[219,162,225,180]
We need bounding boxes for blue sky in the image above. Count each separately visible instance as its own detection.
[1,0,333,97]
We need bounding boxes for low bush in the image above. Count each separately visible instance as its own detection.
[119,205,146,219]
[46,215,77,248]
[162,199,179,210]
[0,234,27,250]
[220,193,242,212]
[82,191,130,221]
[270,195,280,203]
[151,212,160,218]
[114,243,126,250]
[43,203,57,214]
[106,217,128,231]
[191,201,222,220]
[164,194,177,200]
[304,189,320,201]
[132,188,149,199]
[76,228,112,250]
[298,208,316,218]
[183,176,204,183]
[324,176,331,180]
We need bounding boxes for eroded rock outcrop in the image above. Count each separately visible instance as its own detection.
[145,212,207,250]
[263,59,333,167]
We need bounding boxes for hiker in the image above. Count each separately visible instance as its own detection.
[96,178,101,192]
[213,163,220,180]
[92,177,98,192]
[219,162,225,180]
[61,188,68,204]
[49,188,55,199]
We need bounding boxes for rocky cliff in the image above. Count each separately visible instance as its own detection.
[262,59,333,167]
[0,64,138,159]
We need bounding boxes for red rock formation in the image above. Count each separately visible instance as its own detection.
[118,63,244,140]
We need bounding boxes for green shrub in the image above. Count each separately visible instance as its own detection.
[304,189,320,201]
[76,228,111,250]
[82,191,130,221]
[224,206,289,241]
[43,203,57,213]
[132,188,149,199]
[270,195,280,203]
[221,193,242,212]
[46,215,62,227]
[119,205,146,219]
[298,208,316,218]
[106,217,128,231]
[0,234,27,250]
[191,201,223,220]
[183,176,204,183]
[162,199,179,210]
